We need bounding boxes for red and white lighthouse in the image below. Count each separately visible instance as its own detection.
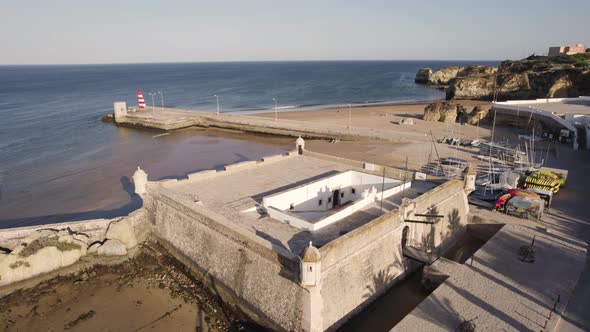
[137,90,146,109]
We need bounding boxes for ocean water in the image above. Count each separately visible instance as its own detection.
[0,61,497,227]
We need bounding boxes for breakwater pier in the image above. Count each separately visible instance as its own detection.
[111,102,428,142]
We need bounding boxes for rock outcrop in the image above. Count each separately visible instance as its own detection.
[547,75,574,98]
[0,230,88,286]
[415,68,432,83]
[459,65,497,77]
[416,65,497,87]
[423,102,491,125]
[423,102,459,123]
[429,66,465,85]
[417,53,590,100]
[0,216,141,286]
[446,76,496,100]
[105,218,138,249]
[97,239,128,256]
[466,105,491,125]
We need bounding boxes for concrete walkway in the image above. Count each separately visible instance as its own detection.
[115,106,429,143]
[393,223,586,332]
[473,145,590,332]
[393,144,590,332]
[462,144,590,332]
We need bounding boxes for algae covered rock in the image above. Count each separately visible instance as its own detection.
[0,235,86,286]
[97,239,128,256]
[460,65,497,77]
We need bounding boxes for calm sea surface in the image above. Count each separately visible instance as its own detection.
[0,61,497,227]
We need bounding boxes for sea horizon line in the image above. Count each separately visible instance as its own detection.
[0,59,503,67]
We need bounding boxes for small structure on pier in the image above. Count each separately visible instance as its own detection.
[113,101,127,121]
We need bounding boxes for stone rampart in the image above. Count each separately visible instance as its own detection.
[319,210,409,330]
[317,179,469,330]
[148,189,307,331]
[0,148,472,331]
[154,152,297,188]
[304,150,416,181]
[410,180,470,254]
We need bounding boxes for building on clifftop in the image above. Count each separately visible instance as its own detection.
[548,44,587,57]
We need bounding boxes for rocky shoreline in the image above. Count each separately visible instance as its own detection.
[416,53,590,101]
[0,242,264,331]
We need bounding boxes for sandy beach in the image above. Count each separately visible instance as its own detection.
[253,100,501,170]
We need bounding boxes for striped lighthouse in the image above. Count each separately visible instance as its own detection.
[137,90,146,109]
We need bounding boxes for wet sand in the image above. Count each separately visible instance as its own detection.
[0,242,264,332]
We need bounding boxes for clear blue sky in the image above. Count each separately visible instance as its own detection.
[1,0,589,64]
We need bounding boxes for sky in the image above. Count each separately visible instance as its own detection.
[0,0,589,64]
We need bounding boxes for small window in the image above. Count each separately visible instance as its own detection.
[351,188,356,194]
[328,197,332,203]
[318,199,323,206]
[290,203,294,210]
[341,192,344,198]
[309,266,313,272]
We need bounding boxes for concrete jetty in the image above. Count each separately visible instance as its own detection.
[111,102,428,142]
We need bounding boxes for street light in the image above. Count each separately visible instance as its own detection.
[148,92,156,117]
[347,104,352,129]
[273,98,278,121]
[157,91,164,109]
[214,95,220,115]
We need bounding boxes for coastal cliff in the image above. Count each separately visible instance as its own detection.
[416,53,590,100]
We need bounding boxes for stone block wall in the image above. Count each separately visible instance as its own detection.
[316,179,469,331]
[148,190,308,331]
[319,211,409,330]
[410,180,470,254]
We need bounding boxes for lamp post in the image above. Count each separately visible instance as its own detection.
[347,104,352,129]
[273,98,278,121]
[148,92,156,117]
[214,95,220,115]
[157,91,164,109]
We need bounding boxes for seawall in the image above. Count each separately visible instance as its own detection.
[111,104,424,142]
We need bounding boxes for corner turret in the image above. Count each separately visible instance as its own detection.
[296,136,305,155]
[133,166,148,195]
[300,241,321,286]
